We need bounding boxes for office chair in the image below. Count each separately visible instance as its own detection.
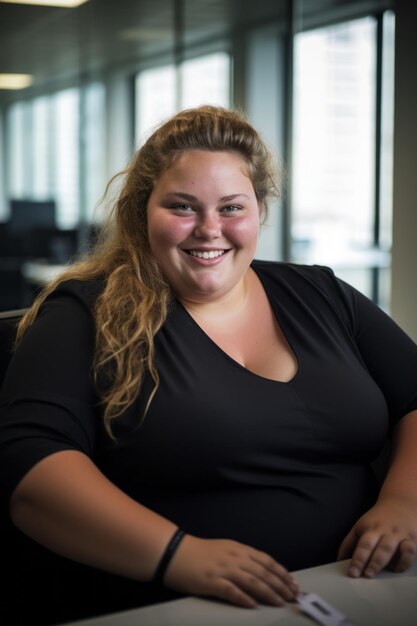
[0,308,27,387]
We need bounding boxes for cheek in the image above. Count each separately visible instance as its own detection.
[149,216,191,252]
[226,216,259,246]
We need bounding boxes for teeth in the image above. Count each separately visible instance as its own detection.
[189,250,225,259]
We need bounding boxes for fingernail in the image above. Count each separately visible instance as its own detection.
[364,568,374,577]
[349,566,360,577]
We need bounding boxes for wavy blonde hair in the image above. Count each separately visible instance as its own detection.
[16,105,279,437]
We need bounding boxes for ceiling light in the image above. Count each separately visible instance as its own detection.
[0,0,89,7]
[0,74,33,89]
[119,27,173,42]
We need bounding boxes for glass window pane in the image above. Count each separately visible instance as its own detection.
[379,11,395,252]
[378,11,395,312]
[7,102,27,199]
[53,88,80,229]
[84,83,106,223]
[135,52,230,148]
[181,52,230,109]
[292,18,377,295]
[135,65,176,147]
[32,96,52,200]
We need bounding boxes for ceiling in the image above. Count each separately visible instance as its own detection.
[0,0,393,106]
[0,0,288,105]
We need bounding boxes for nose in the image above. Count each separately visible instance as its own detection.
[194,210,221,240]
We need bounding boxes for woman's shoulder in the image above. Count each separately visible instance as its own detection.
[45,276,105,315]
[251,259,336,286]
[251,259,358,331]
[251,258,351,311]
[14,278,105,349]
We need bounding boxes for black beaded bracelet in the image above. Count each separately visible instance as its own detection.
[153,528,186,584]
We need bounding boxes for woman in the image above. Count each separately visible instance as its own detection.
[0,105,416,625]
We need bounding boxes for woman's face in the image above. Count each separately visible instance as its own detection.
[147,149,260,304]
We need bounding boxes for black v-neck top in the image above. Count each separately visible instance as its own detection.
[1,260,417,621]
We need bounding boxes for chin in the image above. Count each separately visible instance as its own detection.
[194,286,224,298]
[187,281,227,300]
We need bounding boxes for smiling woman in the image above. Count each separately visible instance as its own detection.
[0,105,417,626]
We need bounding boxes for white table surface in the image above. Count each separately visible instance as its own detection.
[68,559,417,626]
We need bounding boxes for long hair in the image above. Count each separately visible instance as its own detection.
[16,105,279,437]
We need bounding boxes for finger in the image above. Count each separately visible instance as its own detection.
[230,568,288,607]
[240,563,298,602]
[337,528,358,561]
[249,551,299,591]
[361,535,400,577]
[212,578,258,608]
[388,539,417,573]
[347,532,380,577]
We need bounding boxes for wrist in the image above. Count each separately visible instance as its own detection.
[153,528,186,585]
[376,491,417,513]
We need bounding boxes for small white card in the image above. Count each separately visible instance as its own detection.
[296,592,358,626]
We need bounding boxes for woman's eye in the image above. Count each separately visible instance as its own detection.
[221,205,241,213]
[172,204,193,212]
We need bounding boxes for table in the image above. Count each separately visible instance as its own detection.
[67,559,417,626]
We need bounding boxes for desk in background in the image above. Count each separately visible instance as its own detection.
[21,261,68,287]
[67,559,417,626]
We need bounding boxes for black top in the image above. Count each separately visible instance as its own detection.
[1,260,417,624]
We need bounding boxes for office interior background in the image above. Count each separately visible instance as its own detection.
[0,0,416,340]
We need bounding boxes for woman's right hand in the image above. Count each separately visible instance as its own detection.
[163,535,300,608]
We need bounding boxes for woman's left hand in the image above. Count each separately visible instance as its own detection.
[337,495,417,578]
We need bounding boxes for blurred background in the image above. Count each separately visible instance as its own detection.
[0,0,416,339]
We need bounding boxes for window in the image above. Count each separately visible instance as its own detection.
[7,101,27,201]
[32,96,52,200]
[135,52,230,147]
[291,14,394,309]
[84,83,107,223]
[53,88,80,228]
[135,65,176,146]
[378,11,395,309]
[5,83,106,229]
[181,52,230,109]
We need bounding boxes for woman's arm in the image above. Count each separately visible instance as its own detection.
[338,409,417,576]
[11,449,299,608]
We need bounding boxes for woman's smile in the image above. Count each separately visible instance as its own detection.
[183,248,230,262]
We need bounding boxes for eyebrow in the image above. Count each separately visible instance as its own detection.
[162,192,250,202]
